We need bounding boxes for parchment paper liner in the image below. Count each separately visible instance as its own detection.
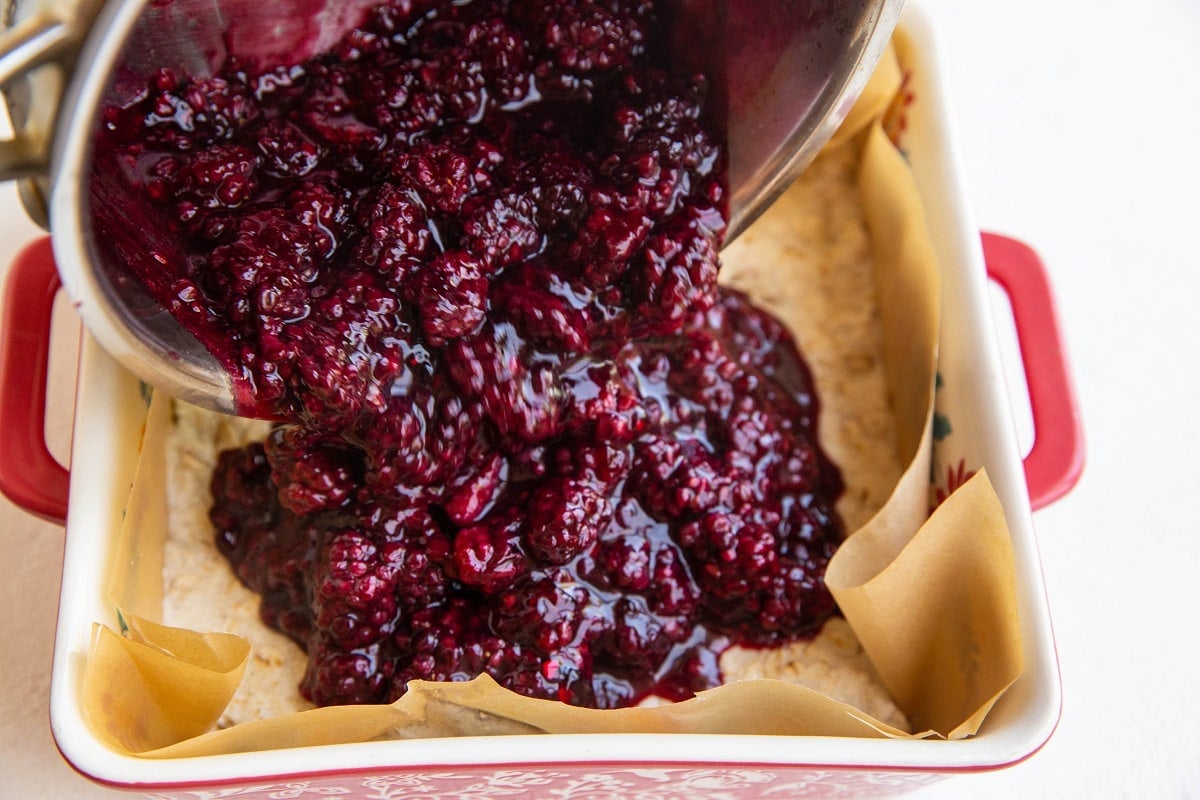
[81,43,1023,757]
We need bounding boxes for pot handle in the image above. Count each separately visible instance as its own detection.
[0,13,72,180]
[982,232,1085,510]
[0,236,69,524]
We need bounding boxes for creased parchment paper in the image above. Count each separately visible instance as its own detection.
[81,43,1023,757]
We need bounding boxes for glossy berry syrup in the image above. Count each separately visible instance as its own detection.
[96,0,845,708]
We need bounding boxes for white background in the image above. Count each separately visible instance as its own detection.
[2,0,1198,796]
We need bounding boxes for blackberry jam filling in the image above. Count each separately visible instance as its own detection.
[210,291,843,707]
[97,0,845,709]
[94,0,725,424]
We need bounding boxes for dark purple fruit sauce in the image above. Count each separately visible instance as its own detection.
[95,0,845,708]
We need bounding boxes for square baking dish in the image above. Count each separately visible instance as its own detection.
[0,4,1084,796]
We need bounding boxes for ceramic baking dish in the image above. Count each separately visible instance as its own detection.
[0,5,1084,797]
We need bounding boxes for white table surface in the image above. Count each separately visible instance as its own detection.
[3,1,1199,797]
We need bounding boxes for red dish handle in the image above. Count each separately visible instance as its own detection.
[0,236,69,524]
[0,231,1086,522]
[982,232,1085,510]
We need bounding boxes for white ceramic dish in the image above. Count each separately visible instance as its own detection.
[0,4,1084,797]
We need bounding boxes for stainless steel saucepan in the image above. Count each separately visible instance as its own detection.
[1,0,902,415]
